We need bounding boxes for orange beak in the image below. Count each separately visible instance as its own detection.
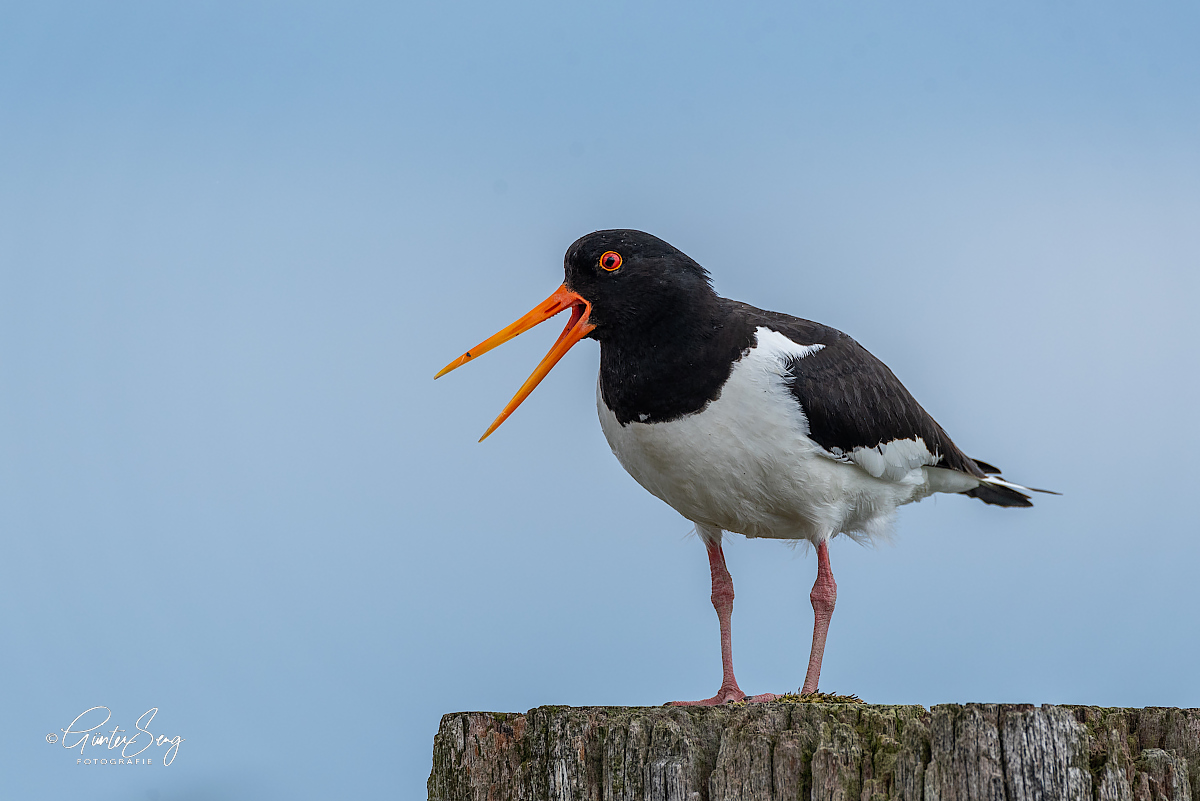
[435,284,595,441]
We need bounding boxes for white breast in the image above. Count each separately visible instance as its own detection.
[596,327,937,544]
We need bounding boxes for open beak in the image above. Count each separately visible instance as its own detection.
[435,284,595,441]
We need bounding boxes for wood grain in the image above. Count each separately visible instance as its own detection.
[428,704,1199,801]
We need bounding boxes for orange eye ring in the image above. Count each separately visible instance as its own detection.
[600,251,622,272]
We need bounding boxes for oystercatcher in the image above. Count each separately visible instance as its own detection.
[436,229,1052,704]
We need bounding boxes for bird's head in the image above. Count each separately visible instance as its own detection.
[562,229,713,340]
[435,229,714,440]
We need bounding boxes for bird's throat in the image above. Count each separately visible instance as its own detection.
[598,301,755,426]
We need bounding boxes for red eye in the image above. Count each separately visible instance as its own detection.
[600,251,622,271]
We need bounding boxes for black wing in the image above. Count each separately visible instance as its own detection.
[733,303,1031,506]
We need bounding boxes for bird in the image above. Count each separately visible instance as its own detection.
[435,229,1053,704]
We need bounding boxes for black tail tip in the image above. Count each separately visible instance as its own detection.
[964,483,1034,508]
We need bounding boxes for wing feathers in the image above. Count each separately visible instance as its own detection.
[731,303,1054,508]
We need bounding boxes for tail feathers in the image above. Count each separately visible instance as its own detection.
[963,473,1060,507]
[970,457,1003,474]
[965,481,1033,507]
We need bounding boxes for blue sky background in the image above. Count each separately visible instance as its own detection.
[2,2,1198,798]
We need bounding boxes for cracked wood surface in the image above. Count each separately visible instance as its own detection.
[428,704,1199,801]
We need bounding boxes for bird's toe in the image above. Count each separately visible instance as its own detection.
[667,684,747,706]
[746,693,782,703]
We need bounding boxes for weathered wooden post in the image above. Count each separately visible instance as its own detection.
[429,703,1198,801]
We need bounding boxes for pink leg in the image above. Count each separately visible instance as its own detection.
[800,540,837,695]
[669,541,748,706]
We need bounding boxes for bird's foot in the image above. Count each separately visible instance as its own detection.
[667,687,786,706]
[667,683,747,706]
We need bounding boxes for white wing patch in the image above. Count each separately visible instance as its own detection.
[791,342,826,359]
[845,437,938,482]
[755,328,825,364]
